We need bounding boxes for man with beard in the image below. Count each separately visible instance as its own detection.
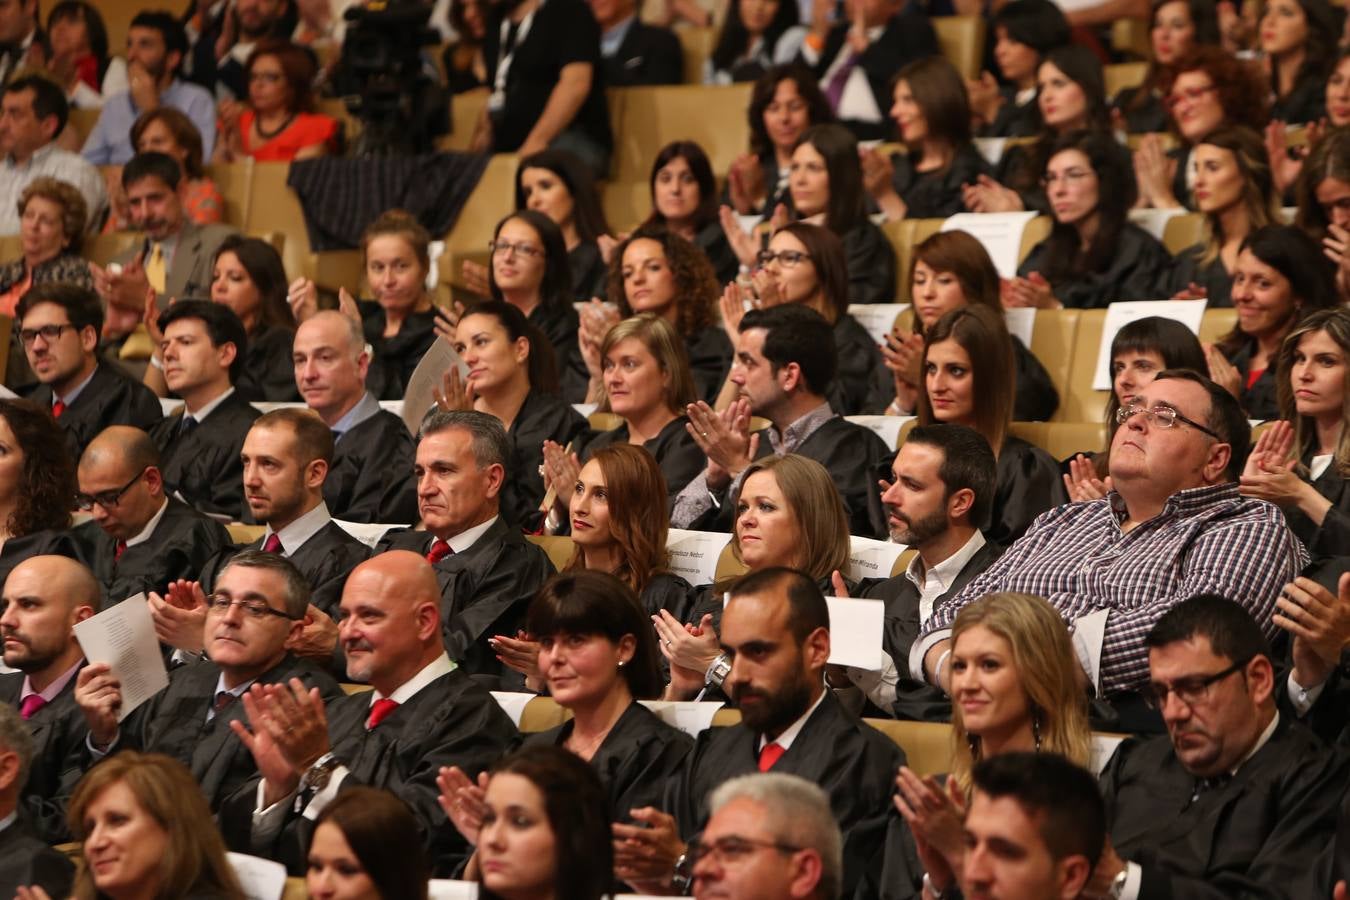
[618,567,919,900]
[0,555,99,842]
[81,11,216,164]
[209,0,293,100]
[849,424,1002,720]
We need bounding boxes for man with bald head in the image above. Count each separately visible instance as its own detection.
[223,551,518,874]
[71,425,231,606]
[0,555,99,841]
[294,311,416,524]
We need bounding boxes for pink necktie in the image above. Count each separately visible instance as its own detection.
[758,742,784,771]
[262,533,283,554]
[367,698,399,729]
[19,693,46,720]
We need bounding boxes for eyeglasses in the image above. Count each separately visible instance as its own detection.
[206,595,298,621]
[755,249,809,268]
[19,323,74,346]
[74,467,149,511]
[1142,656,1252,709]
[685,836,803,869]
[1164,84,1217,111]
[488,240,544,259]
[1114,403,1221,440]
[1041,167,1093,187]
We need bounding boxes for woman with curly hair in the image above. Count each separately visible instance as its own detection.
[0,178,93,319]
[0,398,77,588]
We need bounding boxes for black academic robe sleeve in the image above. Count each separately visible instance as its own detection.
[579,416,707,507]
[528,302,581,381]
[1012,335,1058,422]
[695,220,741,287]
[570,241,609,302]
[1,668,88,843]
[983,88,1040,138]
[1223,340,1280,421]
[994,140,1048,214]
[888,142,991,219]
[686,325,734,404]
[236,325,299,402]
[324,411,418,525]
[502,390,588,528]
[0,529,80,593]
[797,418,891,539]
[1112,85,1169,134]
[832,314,892,415]
[1272,74,1326,125]
[200,523,370,616]
[360,301,439,401]
[988,437,1066,548]
[0,821,74,900]
[1018,224,1171,309]
[641,570,695,620]
[24,364,164,460]
[1168,244,1234,308]
[843,220,898,304]
[150,394,259,521]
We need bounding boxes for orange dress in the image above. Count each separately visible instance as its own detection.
[237,110,338,162]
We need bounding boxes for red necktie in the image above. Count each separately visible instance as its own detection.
[262,533,283,554]
[114,540,127,561]
[426,539,452,564]
[50,399,65,419]
[367,698,399,729]
[19,693,46,720]
[758,742,785,771]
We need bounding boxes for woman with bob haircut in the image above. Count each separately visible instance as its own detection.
[886,230,1057,421]
[62,751,245,899]
[640,142,738,286]
[919,305,1065,545]
[705,0,805,85]
[864,56,991,222]
[307,787,430,900]
[1011,130,1171,310]
[1113,0,1222,133]
[968,0,1071,137]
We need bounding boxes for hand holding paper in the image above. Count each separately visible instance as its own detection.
[72,594,169,728]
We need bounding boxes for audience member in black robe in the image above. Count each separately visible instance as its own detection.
[293,312,417,525]
[237,323,298,401]
[70,551,341,813]
[16,284,163,460]
[1210,225,1340,422]
[0,809,74,900]
[1110,0,1220,135]
[1263,0,1338,125]
[441,301,587,529]
[376,411,554,689]
[969,0,1070,139]
[220,551,518,875]
[638,143,739,287]
[146,301,259,521]
[0,555,100,843]
[203,236,300,402]
[1096,595,1349,898]
[624,569,918,900]
[199,409,369,621]
[592,0,682,86]
[1012,131,1171,311]
[0,398,80,592]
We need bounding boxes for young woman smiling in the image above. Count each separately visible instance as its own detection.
[641,142,739,286]
[487,210,582,381]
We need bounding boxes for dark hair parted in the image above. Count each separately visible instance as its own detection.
[457,300,559,394]
[1152,368,1251,479]
[18,281,102,335]
[903,424,997,529]
[894,56,972,149]
[793,123,867,234]
[643,141,719,232]
[4,74,69,135]
[739,303,837,397]
[1217,225,1338,362]
[1165,46,1270,136]
[1104,316,1208,434]
[910,230,1001,335]
[527,570,664,698]
[1037,130,1136,287]
[121,150,182,191]
[747,64,833,159]
[918,304,1016,456]
[0,399,75,535]
[515,149,611,243]
[606,226,718,335]
[213,234,297,331]
[131,107,206,178]
[313,788,430,900]
[728,566,830,644]
[773,222,849,322]
[1193,127,1278,267]
[157,299,249,386]
[1144,592,1271,663]
[49,3,111,82]
[129,10,189,64]
[1123,0,1222,115]
[970,752,1106,868]
[1041,46,1109,130]
[991,0,1071,55]
[489,210,573,318]
[711,0,799,77]
[1270,0,1340,108]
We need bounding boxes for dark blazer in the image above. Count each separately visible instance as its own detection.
[863,536,1004,721]
[843,220,898,304]
[526,701,693,820]
[200,519,370,616]
[982,86,1041,138]
[667,690,920,900]
[603,21,683,86]
[1101,715,1348,898]
[376,518,556,688]
[325,410,418,525]
[235,325,299,402]
[0,817,74,899]
[502,390,588,529]
[359,301,439,401]
[222,667,520,875]
[0,666,88,842]
[1018,223,1172,310]
[71,497,232,606]
[1279,451,1350,585]
[23,363,163,460]
[115,221,237,308]
[579,415,708,508]
[150,392,259,521]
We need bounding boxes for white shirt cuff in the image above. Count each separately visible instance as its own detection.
[300,766,350,821]
[251,780,297,849]
[909,629,951,684]
[1119,861,1143,900]
[1286,672,1327,716]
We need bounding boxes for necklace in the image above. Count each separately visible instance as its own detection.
[255,111,297,141]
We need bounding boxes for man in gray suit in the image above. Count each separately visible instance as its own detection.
[89,151,235,341]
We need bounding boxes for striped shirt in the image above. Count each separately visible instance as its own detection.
[919,483,1308,695]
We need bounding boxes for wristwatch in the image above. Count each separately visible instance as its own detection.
[705,653,731,690]
[303,753,342,792]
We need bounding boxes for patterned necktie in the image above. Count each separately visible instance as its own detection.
[426,539,453,564]
[50,399,65,419]
[367,698,399,729]
[145,242,166,293]
[758,741,785,772]
[262,533,283,554]
[19,693,45,720]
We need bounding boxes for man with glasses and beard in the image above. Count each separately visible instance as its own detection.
[616,567,919,900]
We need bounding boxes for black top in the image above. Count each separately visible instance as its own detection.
[0,529,79,596]
[150,392,260,522]
[483,0,613,154]
[601,21,683,87]
[580,415,708,507]
[501,388,589,528]
[22,363,163,461]
[0,664,88,842]
[887,142,991,219]
[989,435,1066,547]
[1112,85,1169,135]
[687,325,734,404]
[326,409,419,524]
[981,86,1040,138]
[359,300,439,401]
[0,817,74,900]
[529,301,581,388]
[842,220,898,304]
[832,314,891,415]
[1222,338,1279,421]
[641,569,696,619]
[1012,336,1059,422]
[1169,244,1233,308]
[1272,73,1326,125]
[236,325,299,402]
[694,219,741,287]
[1282,450,1350,576]
[994,139,1048,214]
[1018,223,1171,310]
[570,241,609,302]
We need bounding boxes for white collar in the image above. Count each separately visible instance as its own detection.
[904,530,986,592]
[125,498,170,548]
[185,386,235,421]
[1230,711,1279,776]
[376,652,457,704]
[431,515,500,554]
[757,685,827,752]
[266,501,331,556]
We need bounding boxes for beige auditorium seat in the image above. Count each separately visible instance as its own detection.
[439,154,521,296]
[1029,309,1079,417]
[1162,213,1204,255]
[440,88,491,153]
[1199,308,1237,344]
[608,84,753,181]
[933,16,985,81]
[603,180,654,234]
[227,523,267,544]
[677,26,717,84]
[1009,421,1108,460]
[1104,62,1149,99]
[1059,308,1110,424]
[205,159,255,227]
[526,534,577,571]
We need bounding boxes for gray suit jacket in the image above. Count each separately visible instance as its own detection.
[117,221,238,307]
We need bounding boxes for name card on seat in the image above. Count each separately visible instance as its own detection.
[845,535,908,582]
[639,700,726,737]
[489,691,537,727]
[666,529,734,587]
[228,853,287,900]
[847,303,909,345]
[428,881,480,900]
[844,415,911,450]
[1093,300,1206,390]
[826,596,885,670]
[941,211,1039,278]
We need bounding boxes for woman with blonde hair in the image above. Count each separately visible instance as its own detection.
[894,592,1091,898]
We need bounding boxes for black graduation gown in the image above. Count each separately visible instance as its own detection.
[200,520,370,616]
[70,498,233,607]
[642,570,695,620]
[501,389,588,529]
[578,415,707,508]
[686,325,734,404]
[1281,452,1350,580]
[1112,85,1169,135]
[1018,224,1172,310]
[665,690,921,900]
[0,666,88,842]
[887,142,991,219]
[528,301,581,384]
[235,325,299,402]
[0,529,79,593]
[982,86,1040,138]
[325,410,418,525]
[1222,339,1279,421]
[1169,244,1233,308]
[863,537,1004,722]
[22,363,163,461]
[1012,336,1059,421]
[694,219,741,287]
[376,519,556,689]
[220,668,519,876]
[1101,716,1349,898]
[570,241,609,302]
[525,701,693,821]
[360,301,439,401]
[1272,74,1326,125]
[842,220,898,304]
[833,314,892,415]
[150,392,260,521]
[994,139,1048,214]
[0,818,74,900]
[989,436,1066,547]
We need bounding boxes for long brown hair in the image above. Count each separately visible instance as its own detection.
[606,226,718,336]
[1192,127,1277,267]
[908,231,1001,336]
[563,444,672,595]
[730,454,849,582]
[0,399,75,536]
[314,788,429,900]
[1276,307,1350,476]
[918,305,1016,456]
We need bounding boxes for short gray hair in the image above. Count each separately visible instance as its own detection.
[708,773,842,900]
[0,703,33,792]
[217,549,311,619]
[419,409,509,470]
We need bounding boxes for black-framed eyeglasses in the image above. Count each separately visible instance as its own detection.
[206,595,298,621]
[19,323,74,346]
[755,249,809,268]
[1142,656,1253,709]
[74,467,149,510]
[684,835,803,869]
[1115,403,1221,440]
